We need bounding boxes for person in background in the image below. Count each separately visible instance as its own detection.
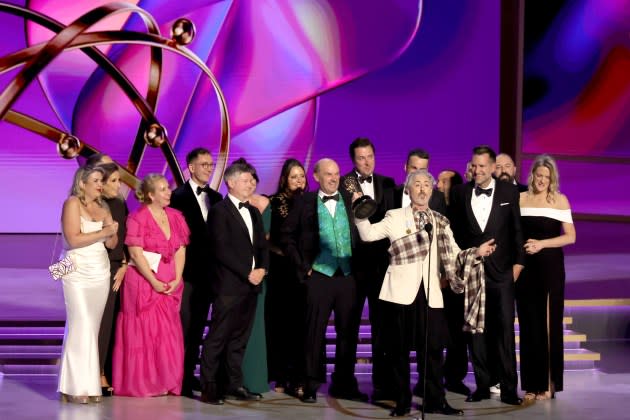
[517,154,575,401]
[437,169,463,207]
[341,138,396,402]
[266,158,308,397]
[96,162,128,397]
[242,158,272,395]
[495,153,527,192]
[58,165,118,404]
[113,174,190,397]
[282,158,368,404]
[199,159,268,405]
[449,146,525,406]
[394,149,447,215]
[170,147,223,397]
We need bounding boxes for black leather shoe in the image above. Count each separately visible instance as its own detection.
[389,406,411,417]
[301,389,317,403]
[466,389,490,402]
[225,386,262,401]
[500,395,523,405]
[200,389,224,405]
[445,382,471,396]
[424,400,464,416]
[181,386,194,398]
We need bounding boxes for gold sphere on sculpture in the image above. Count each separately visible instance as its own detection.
[170,18,196,46]
[57,135,82,159]
[144,123,167,147]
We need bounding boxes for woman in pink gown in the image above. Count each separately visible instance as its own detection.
[113,174,190,397]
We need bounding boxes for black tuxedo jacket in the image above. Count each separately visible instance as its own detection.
[393,185,448,216]
[340,171,395,224]
[449,181,525,284]
[280,190,358,282]
[170,182,223,284]
[207,197,269,296]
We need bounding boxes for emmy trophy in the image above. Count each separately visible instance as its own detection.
[343,177,377,219]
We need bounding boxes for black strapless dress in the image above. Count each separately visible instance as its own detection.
[516,208,571,393]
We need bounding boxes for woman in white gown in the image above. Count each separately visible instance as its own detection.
[58,166,119,403]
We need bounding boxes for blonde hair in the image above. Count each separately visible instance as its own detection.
[136,173,167,204]
[527,154,560,203]
[70,166,105,206]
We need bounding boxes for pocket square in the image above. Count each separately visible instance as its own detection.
[500,202,510,206]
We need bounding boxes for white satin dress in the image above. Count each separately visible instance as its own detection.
[57,217,110,397]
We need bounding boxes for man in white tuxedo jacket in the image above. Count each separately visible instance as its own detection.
[355,169,495,417]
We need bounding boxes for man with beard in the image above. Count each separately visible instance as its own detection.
[495,153,527,192]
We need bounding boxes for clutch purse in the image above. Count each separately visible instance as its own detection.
[48,255,76,280]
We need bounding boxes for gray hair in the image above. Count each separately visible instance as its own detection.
[404,169,435,192]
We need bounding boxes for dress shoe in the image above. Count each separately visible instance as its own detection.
[301,389,317,403]
[389,406,411,417]
[329,387,369,402]
[101,386,114,397]
[445,382,471,396]
[500,395,523,405]
[60,394,89,404]
[465,389,490,402]
[225,386,262,401]
[200,385,225,405]
[423,400,464,416]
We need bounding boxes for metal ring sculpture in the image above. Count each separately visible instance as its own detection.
[0,2,230,190]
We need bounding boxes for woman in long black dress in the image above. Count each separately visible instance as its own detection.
[265,158,308,395]
[96,162,128,396]
[517,154,576,401]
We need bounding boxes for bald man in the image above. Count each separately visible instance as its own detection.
[282,158,367,404]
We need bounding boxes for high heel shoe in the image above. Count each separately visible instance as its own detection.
[89,395,103,403]
[524,392,536,401]
[101,386,114,397]
[535,390,555,400]
[60,393,89,404]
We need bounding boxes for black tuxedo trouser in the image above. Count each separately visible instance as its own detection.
[351,260,393,393]
[304,271,357,392]
[469,281,518,398]
[180,280,214,387]
[384,285,447,409]
[199,293,257,391]
[442,288,469,386]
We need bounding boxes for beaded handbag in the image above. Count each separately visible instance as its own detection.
[48,255,76,280]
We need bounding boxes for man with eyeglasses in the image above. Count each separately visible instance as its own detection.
[170,147,223,397]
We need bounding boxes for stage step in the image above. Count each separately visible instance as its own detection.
[0,316,599,376]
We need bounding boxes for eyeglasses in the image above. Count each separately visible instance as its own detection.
[197,162,215,169]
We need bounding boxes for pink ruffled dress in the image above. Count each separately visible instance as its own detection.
[113,206,190,396]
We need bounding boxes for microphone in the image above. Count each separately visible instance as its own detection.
[424,222,433,243]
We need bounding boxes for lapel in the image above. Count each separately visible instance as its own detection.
[225,198,253,249]
[372,174,382,204]
[486,183,501,232]
[464,184,483,235]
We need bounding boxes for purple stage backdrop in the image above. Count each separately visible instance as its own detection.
[0,0,501,233]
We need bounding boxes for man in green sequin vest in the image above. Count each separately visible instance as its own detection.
[281,158,368,404]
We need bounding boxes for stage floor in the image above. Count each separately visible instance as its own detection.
[1,370,630,420]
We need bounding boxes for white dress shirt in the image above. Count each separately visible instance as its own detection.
[356,171,375,200]
[471,178,495,232]
[228,194,254,269]
[188,179,209,221]
[318,190,339,218]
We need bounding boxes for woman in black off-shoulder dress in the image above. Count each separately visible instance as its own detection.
[517,154,576,401]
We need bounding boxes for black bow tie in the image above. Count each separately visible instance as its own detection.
[358,175,373,184]
[475,186,493,197]
[322,194,339,202]
[238,201,249,209]
[196,185,211,195]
